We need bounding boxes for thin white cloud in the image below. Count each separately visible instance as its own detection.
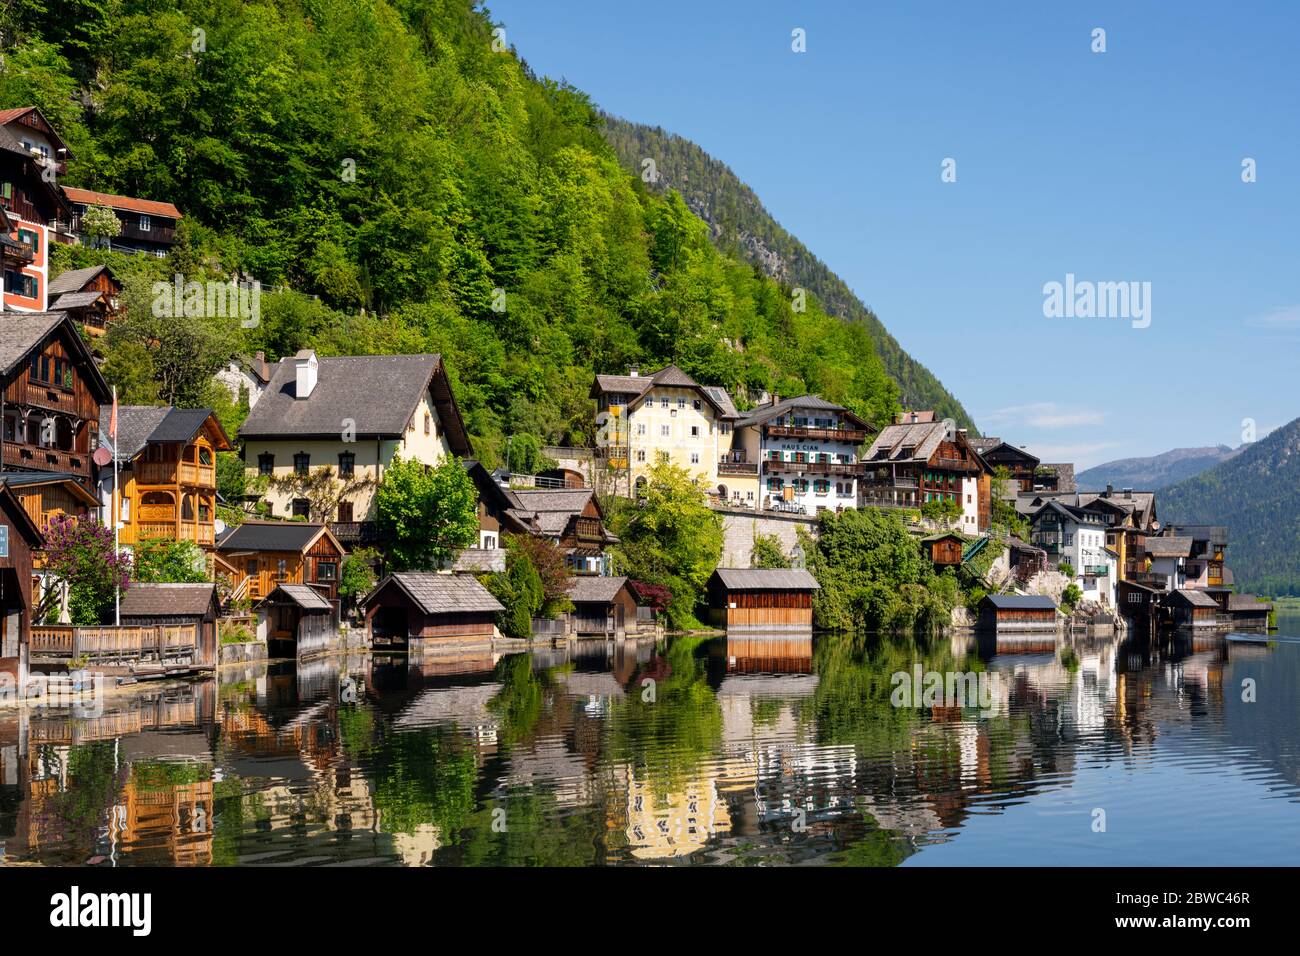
[1245,305,1300,330]
[1024,442,1123,470]
[980,402,1105,430]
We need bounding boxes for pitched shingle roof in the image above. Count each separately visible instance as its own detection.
[1169,588,1218,608]
[569,575,630,604]
[369,571,504,615]
[452,548,507,573]
[506,487,600,536]
[710,568,820,591]
[62,186,181,219]
[1144,536,1193,558]
[590,365,737,418]
[1228,593,1270,612]
[982,594,1057,610]
[216,521,331,554]
[239,352,471,453]
[736,394,869,430]
[119,583,216,617]
[865,421,950,463]
[261,584,333,611]
[47,265,114,296]
[51,291,104,310]
[99,406,231,460]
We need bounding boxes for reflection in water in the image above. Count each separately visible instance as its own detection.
[3,620,1300,866]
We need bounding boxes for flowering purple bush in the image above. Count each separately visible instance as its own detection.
[41,516,132,625]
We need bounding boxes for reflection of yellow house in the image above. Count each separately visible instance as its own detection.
[99,406,233,550]
[621,766,731,860]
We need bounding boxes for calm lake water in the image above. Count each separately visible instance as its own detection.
[3,616,1299,866]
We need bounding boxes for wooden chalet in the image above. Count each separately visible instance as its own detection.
[462,458,537,551]
[45,264,121,335]
[214,521,344,605]
[1166,588,1218,629]
[0,471,100,616]
[977,593,1057,632]
[0,311,110,489]
[706,568,820,632]
[0,483,44,688]
[862,416,990,530]
[506,486,617,575]
[567,575,640,637]
[922,531,966,567]
[256,584,337,658]
[118,583,220,668]
[362,572,504,648]
[975,441,1041,493]
[63,186,181,257]
[1117,579,1160,623]
[99,405,233,550]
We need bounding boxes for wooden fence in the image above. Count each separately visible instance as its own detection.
[30,624,198,662]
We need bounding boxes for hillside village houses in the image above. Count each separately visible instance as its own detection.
[0,101,1277,675]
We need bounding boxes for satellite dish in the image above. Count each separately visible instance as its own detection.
[214,518,226,537]
[92,446,113,468]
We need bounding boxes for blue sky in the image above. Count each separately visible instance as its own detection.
[487,0,1298,469]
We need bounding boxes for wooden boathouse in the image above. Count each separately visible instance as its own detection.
[118,583,220,667]
[1167,588,1218,629]
[567,575,639,637]
[706,568,820,632]
[922,532,965,567]
[977,593,1058,632]
[362,572,504,649]
[256,584,337,658]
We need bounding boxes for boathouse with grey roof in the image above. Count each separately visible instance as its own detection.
[362,571,504,648]
[706,567,820,632]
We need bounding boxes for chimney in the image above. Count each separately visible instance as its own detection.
[628,365,639,377]
[1123,487,1133,499]
[1105,483,1113,498]
[294,349,319,399]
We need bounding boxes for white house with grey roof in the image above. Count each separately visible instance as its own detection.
[732,395,873,516]
[238,350,472,536]
[590,364,740,499]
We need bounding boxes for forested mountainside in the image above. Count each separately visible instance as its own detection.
[603,116,977,433]
[1160,418,1300,596]
[1077,444,1242,491]
[0,0,907,467]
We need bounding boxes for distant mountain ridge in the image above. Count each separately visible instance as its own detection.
[1077,445,1243,491]
[602,116,978,433]
[1159,418,1300,595]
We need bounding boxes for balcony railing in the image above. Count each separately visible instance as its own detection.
[764,424,869,443]
[860,475,919,489]
[137,460,216,487]
[718,460,759,475]
[330,520,381,546]
[765,459,864,477]
[2,441,88,474]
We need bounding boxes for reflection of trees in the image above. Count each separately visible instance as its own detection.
[446,789,608,866]
[605,635,722,794]
[488,654,545,747]
[339,709,478,839]
[36,742,126,858]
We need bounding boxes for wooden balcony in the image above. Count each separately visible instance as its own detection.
[764,424,869,443]
[718,459,759,476]
[765,458,864,476]
[137,460,216,487]
[2,441,88,475]
[861,475,919,489]
[119,222,177,244]
[138,521,216,547]
[330,520,381,546]
[0,192,40,223]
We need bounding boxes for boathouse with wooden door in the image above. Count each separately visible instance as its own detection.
[1167,588,1219,629]
[977,593,1058,632]
[567,574,639,636]
[706,568,820,632]
[118,582,221,667]
[256,584,337,658]
[362,572,504,649]
[0,484,43,688]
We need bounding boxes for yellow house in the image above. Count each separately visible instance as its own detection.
[98,406,234,549]
[238,351,472,547]
[591,365,748,502]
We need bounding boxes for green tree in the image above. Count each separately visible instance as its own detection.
[610,457,722,628]
[131,535,207,583]
[81,203,121,248]
[485,547,544,638]
[750,531,790,569]
[374,455,479,570]
[339,547,381,603]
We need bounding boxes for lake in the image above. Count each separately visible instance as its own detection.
[3,617,1298,866]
